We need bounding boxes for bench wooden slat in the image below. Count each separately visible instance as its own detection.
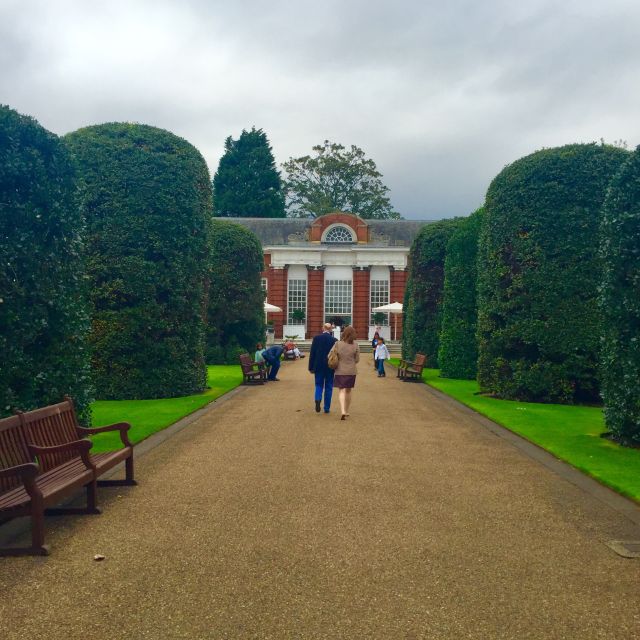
[0,460,94,511]
[397,353,427,381]
[1,396,135,556]
[0,416,32,494]
[239,353,266,385]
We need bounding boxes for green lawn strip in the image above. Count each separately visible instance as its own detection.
[390,359,640,501]
[89,365,242,453]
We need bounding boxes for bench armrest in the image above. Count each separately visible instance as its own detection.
[27,439,95,472]
[0,462,38,481]
[0,462,42,500]
[77,422,133,448]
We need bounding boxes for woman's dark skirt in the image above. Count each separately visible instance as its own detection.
[334,374,356,389]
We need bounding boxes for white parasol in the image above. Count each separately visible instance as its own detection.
[372,301,404,341]
[264,301,282,313]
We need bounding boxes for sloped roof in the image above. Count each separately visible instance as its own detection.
[231,217,436,247]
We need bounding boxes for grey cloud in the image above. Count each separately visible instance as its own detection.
[1,0,639,218]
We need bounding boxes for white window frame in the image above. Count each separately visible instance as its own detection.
[287,278,307,325]
[321,224,356,243]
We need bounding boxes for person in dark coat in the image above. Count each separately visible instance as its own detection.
[309,323,338,413]
[262,343,285,381]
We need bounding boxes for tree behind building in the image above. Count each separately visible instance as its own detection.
[283,140,401,219]
[213,127,285,218]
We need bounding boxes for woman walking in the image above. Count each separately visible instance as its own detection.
[333,325,360,420]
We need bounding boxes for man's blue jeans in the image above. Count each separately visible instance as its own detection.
[266,357,280,380]
[314,370,335,412]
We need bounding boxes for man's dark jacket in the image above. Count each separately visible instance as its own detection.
[262,344,284,364]
[309,332,337,374]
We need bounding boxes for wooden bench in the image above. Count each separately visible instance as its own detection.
[0,414,98,556]
[239,353,266,384]
[397,353,427,381]
[21,397,136,488]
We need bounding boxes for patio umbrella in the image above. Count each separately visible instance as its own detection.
[372,301,403,341]
[264,301,282,313]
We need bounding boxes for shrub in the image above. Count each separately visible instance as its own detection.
[402,218,462,366]
[477,143,629,403]
[438,208,483,379]
[0,105,91,420]
[65,123,211,399]
[600,147,640,444]
[207,220,264,363]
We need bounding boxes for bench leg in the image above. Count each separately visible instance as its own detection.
[0,503,50,557]
[97,456,137,486]
[0,543,50,557]
[44,480,101,516]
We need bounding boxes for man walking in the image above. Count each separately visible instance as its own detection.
[309,323,338,413]
[262,343,285,381]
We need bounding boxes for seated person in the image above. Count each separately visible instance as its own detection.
[284,340,303,359]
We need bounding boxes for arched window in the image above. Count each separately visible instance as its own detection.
[324,225,354,243]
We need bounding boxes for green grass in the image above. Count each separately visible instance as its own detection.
[89,365,242,453]
[391,360,640,502]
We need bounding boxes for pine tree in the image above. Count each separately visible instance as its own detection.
[213,127,285,218]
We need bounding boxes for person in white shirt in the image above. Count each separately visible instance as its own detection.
[374,337,391,377]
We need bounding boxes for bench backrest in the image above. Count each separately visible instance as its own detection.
[239,353,256,372]
[19,400,79,473]
[414,354,427,369]
[0,415,32,493]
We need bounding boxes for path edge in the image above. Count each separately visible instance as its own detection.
[413,375,640,527]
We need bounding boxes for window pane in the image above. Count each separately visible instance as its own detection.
[370,279,389,325]
[324,279,352,318]
[287,279,307,324]
[325,226,353,243]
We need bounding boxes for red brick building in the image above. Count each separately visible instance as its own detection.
[235,212,433,341]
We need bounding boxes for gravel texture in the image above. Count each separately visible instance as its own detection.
[1,360,640,639]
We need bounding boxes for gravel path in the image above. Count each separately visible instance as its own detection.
[1,359,640,639]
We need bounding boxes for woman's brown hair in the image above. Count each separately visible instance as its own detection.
[341,325,356,344]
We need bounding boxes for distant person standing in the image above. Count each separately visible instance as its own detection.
[255,343,265,364]
[262,343,285,381]
[374,337,390,377]
[309,323,338,413]
[333,325,360,420]
[371,331,380,370]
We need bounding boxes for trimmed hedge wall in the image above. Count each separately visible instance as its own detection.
[438,208,483,379]
[65,123,211,400]
[206,220,265,363]
[0,105,91,420]
[402,218,462,367]
[477,143,629,403]
[600,147,640,444]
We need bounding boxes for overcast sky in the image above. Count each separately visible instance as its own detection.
[2,0,639,219]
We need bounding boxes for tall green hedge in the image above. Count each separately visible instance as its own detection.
[600,147,640,444]
[477,143,629,403]
[0,105,91,420]
[206,220,264,363]
[438,208,483,379]
[402,218,462,366]
[65,123,211,400]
